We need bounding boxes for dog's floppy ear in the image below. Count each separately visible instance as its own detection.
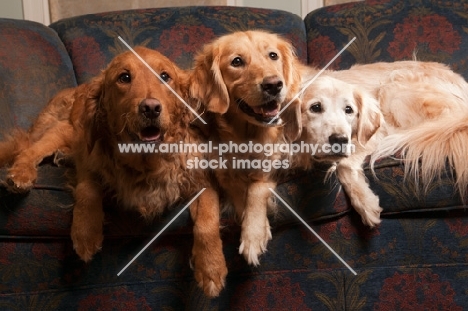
[81,74,105,154]
[190,43,230,114]
[281,99,302,142]
[355,89,382,145]
[278,37,303,97]
[277,38,304,141]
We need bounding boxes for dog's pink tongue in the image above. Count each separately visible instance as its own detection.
[253,104,279,117]
[140,127,161,141]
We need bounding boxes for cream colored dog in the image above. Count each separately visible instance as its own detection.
[296,60,468,226]
[293,75,384,226]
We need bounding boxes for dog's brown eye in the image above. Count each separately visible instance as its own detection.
[118,73,131,84]
[310,102,322,113]
[160,71,170,82]
[345,106,354,114]
[231,57,244,67]
[269,52,278,60]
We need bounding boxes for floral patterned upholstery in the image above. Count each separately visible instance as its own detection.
[50,6,307,83]
[305,0,468,77]
[0,19,76,135]
[0,2,467,310]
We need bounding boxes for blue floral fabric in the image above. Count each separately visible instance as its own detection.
[305,0,468,78]
[0,2,467,310]
[0,19,76,136]
[49,6,307,84]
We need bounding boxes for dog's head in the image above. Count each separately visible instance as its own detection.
[299,76,381,162]
[190,30,303,140]
[82,47,192,152]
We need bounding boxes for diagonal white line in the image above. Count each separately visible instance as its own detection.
[118,36,207,125]
[268,188,357,275]
[117,188,206,276]
[269,36,356,125]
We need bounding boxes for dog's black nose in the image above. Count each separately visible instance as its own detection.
[329,134,349,146]
[261,76,283,96]
[139,99,161,119]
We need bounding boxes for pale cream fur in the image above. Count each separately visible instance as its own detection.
[294,75,384,226]
[297,60,468,225]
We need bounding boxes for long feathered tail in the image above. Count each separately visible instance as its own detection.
[370,114,468,200]
[0,129,30,168]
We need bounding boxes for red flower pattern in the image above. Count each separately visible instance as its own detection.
[158,24,216,62]
[375,271,462,311]
[78,288,151,311]
[308,35,342,69]
[315,216,380,242]
[444,218,468,237]
[230,276,311,311]
[388,14,461,59]
[68,36,106,80]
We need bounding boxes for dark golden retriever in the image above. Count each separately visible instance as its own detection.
[0,47,227,297]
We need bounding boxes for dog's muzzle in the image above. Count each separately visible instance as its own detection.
[137,98,164,143]
[237,99,282,126]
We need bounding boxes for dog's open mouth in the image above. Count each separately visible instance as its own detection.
[313,153,348,163]
[138,126,163,143]
[237,99,281,125]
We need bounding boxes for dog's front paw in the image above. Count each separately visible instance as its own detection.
[191,246,227,297]
[239,222,272,266]
[359,194,383,227]
[71,224,103,262]
[6,163,37,193]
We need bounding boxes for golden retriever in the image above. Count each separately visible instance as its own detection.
[69,47,227,297]
[293,75,384,226]
[190,30,303,265]
[1,47,227,297]
[296,60,468,225]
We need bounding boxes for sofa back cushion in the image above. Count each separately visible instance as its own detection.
[0,19,76,135]
[49,6,307,84]
[305,0,468,80]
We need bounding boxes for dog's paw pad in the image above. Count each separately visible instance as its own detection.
[362,206,383,227]
[6,165,37,193]
[193,258,227,297]
[239,226,272,266]
[71,230,103,262]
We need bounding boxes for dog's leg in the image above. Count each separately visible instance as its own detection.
[0,129,30,169]
[71,176,104,262]
[239,181,274,266]
[336,155,382,227]
[6,121,73,193]
[190,187,227,297]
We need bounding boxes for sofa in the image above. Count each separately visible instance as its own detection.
[1,1,467,310]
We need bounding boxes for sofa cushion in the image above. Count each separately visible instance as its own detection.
[1,208,467,310]
[304,0,468,80]
[0,18,77,136]
[0,163,341,239]
[49,6,308,84]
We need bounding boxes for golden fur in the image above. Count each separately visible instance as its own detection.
[190,30,303,265]
[0,47,227,297]
[297,60,468,225]
[69,47,227,297]
[0,87,77,192]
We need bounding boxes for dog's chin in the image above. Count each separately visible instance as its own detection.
[236,99,283,127]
